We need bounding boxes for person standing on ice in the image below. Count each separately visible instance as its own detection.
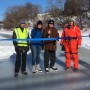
[12,20,29,77]
[43,19,59,73]
[30,20,43,74]
[60,18,82,72]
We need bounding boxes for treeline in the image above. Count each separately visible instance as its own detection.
[47,0,90,17]
[47,0,90,28]
[3,2,40,29]
[3,0,90,29]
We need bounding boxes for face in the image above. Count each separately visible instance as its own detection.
[49,24,54,28]
[69,21,74,26]
[64,24,68,27]
[20,23,26,28]
[37,24,42,29]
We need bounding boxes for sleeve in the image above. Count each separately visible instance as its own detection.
[55,29,59,38]
[31,29,36,38]
[43,29,48,38]
[60,30,65,44]
[12,30,17,46]
[76,27,82,45]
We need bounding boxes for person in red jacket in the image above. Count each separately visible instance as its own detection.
[60,19,82,72]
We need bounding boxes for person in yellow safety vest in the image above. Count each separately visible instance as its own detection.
[12,20,30,77]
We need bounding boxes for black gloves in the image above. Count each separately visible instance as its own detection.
[60,44,65,51]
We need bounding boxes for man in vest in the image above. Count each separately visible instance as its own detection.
[60,18,82,72]
[12,20,29,77]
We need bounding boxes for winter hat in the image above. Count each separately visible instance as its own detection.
[18,20,25,25]
[68,18,75,22]
[37,20,43,25]
[48,19,54,25]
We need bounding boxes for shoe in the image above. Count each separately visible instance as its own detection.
[36,68,42,72]
[22,71,28,75]
[32,65,36,74]
[45,68,49,73]
[15,73,18,77]
[36,64,42,72]
[74,68,78,72]
[65,67,70,71]
[33,71,36,74]
[50,67,58,71]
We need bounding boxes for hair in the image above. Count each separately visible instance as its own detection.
[33,24,43,30]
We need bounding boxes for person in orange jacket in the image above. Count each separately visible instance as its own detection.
[60,19,82,72]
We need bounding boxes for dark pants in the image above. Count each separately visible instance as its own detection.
[30,45,42,65]
[15,51,27,73]
[44,50,56,68]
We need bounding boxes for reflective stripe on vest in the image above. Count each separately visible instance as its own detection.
[14,28,28,46]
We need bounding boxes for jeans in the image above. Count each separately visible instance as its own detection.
[30,45,42,65]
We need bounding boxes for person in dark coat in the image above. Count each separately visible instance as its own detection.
[12,20,29,77]
[43,19,59,72]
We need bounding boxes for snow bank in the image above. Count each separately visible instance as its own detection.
[0,35,15,60]
[0,30,13,35]
[81,28,90,49]
[0,46,15,60]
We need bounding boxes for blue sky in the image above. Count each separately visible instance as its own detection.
[0,0,48,20]
[0,0,65,20]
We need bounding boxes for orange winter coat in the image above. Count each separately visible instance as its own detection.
[60,25,82,53]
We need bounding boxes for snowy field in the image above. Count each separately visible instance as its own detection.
[81,28,90,49]
[0,35,15,59]
[0,28,90,60]
[0,29,13,35]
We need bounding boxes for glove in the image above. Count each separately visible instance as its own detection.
[60,44,65,51]
[78,45,81,49]
[23,49,26,53]
[14,45,18,52]
[23,45,30,52]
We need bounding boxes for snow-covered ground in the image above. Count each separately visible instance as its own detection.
[0,35,15,59]
[0,29,13,35]
[82,29,90,49]
[0,29,90,60]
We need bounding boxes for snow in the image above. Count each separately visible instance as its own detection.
[0,29,90,60]
[0,35,15,60]
[0,46,15,59]
[81,28,90,49]
[0,29,13,35]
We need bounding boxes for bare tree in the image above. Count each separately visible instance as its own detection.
[24,3,40,20]
[3,2,40,29]
[47,0,63,18]
[64,0,90,28]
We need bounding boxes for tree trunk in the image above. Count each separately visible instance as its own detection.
[79,16,83,29]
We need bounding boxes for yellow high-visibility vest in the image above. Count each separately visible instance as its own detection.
[14,27,28,46]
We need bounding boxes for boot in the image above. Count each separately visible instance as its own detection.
[32,65,36,74]
[36,64,42,72]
